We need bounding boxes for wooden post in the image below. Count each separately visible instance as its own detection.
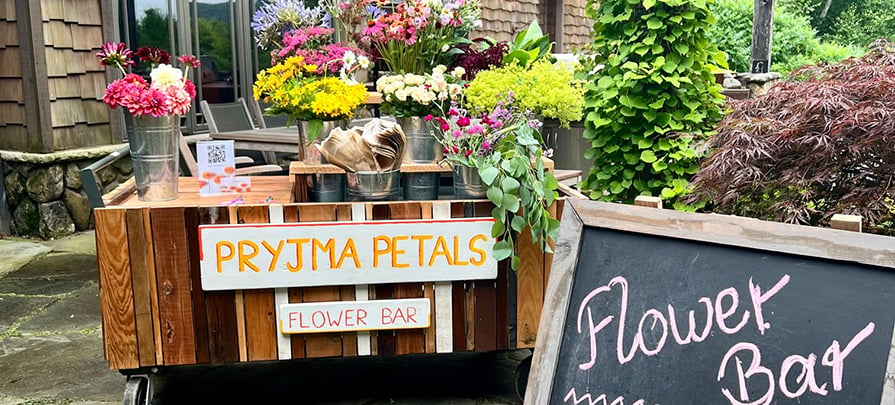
[751,0,775,73]
[830,214,862,233]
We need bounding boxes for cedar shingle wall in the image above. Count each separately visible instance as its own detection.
[0,2,26,140]
[41,0,111,149]
[473,0,541,43]
[562,0,592,51]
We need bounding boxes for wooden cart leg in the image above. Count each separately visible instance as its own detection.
[123,375,152,405]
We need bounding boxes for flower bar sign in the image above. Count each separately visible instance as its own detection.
[198,218,497,291]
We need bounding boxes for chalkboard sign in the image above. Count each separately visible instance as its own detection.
[525,200,895,405]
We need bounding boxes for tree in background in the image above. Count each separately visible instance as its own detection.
[580,0,726,206]
[779,0,895,47]
[708,0,857,73]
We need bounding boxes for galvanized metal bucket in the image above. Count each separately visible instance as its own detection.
[129,115,179,201]
[309,173,345,202]
[396,116,443,163]
[403,172,440,200]
[346,170,401,201]
[452,165,486,199]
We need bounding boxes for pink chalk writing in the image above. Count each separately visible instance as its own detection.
[717,322,874,404]
[564,388,650,405]
[575,275,789,371]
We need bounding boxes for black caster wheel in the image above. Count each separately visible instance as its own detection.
[515,353,533,400]
[123,376,149,405]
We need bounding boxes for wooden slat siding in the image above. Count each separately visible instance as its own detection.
[495,259,510,350]
[464,202,477,351]
[268,204,293,360]
[298,204,344,358]
[94,208,139,369]
[237,205,278,361]
[472,201,497,351]
[224,205,249,362]
[390,202,426,355]
[150,207,197,365]
[334,203,358,357]
[351,203,373,356]
[283,204,307,359]
[544,200,564,291]
[507,259,517,349]
[125,209,157,367]
[420,201,437,353]
[183,207,210,364]
[141,208,164,365]
[370,203,397,357]
[515,220,544,349]
[450,201,468,352]
[200,207,240,364]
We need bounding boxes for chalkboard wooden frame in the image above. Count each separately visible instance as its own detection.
[524,199,895,405]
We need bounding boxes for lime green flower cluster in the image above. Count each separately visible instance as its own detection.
[464,59,585,128]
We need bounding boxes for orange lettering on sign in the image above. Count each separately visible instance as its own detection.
[373,235,391,267]
[392,235,409,268]
[261,240,284,272]
[238,240,260,272]
[216,241,235,273]
[452,235,469,266]
[468,234,488,266]
[412,235,433,266]
[285,238,310,272]
[335,238,360,269]
[312,238,336,271]
[429,236,453,267]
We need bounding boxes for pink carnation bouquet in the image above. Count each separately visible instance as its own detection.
[274,26,372,82]
[96,42,200,117]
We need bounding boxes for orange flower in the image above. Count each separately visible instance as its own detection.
[213,175,222,185]
[201,171,214,180]
[223,166,235,175]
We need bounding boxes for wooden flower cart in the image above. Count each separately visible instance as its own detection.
[94,162,562,402]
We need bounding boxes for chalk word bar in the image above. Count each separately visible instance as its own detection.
[279,298,431,334]
[198,218,498,290]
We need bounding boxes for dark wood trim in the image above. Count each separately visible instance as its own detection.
[100,0,125,142]
[16,0,53,152]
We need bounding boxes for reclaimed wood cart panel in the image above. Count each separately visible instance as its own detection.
[94,200,559,370]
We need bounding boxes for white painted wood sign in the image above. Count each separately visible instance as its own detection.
[198,218,497,291]
[279,298,431,334]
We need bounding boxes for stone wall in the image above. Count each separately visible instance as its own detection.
[1,145,131,239]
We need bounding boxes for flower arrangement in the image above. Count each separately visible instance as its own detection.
[450,38,509,81]
[319,0,385,49]
[465,59,585,127]
[376,65,465,117]
[251,0,327,50]
[253,56,368,142]
[96,42,200,117]
[275,26,372,82]
[431,95,560,269]
[360,0,482,73]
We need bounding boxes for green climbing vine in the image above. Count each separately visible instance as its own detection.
[580,0,727,206]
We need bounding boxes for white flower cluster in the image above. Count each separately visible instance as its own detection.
[376,65,465,105]
[339,50,372,84]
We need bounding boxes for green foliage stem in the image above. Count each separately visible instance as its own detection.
[580,0,726,205]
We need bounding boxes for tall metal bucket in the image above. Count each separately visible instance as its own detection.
[403,172,440,200]
[346,170,401,201]
[309,173,345,202]
[129,115,179,201]
[452,165,486,199]
[396,117,443,163]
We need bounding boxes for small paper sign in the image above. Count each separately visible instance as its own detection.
[196,140,236,194]
[220,176,252,193]
[278,298,431,334]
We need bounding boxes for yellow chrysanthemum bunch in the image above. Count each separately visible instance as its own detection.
[253,56,367,141]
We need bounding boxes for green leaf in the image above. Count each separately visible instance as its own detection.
[511,215,527,233]
[493,241,513,261]
[651,160,668,171]
[647,18,662,30]
[640,150,658,163]
[479,167,499,185]
[501,177,520,193]
[306,120,324,144]
[637,138,654,149]
[487,187,503,206]
[643,0,656,9]
[491,220,505,238]
[502,194,520,212]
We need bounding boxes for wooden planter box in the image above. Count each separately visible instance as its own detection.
[94,176,560,371]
